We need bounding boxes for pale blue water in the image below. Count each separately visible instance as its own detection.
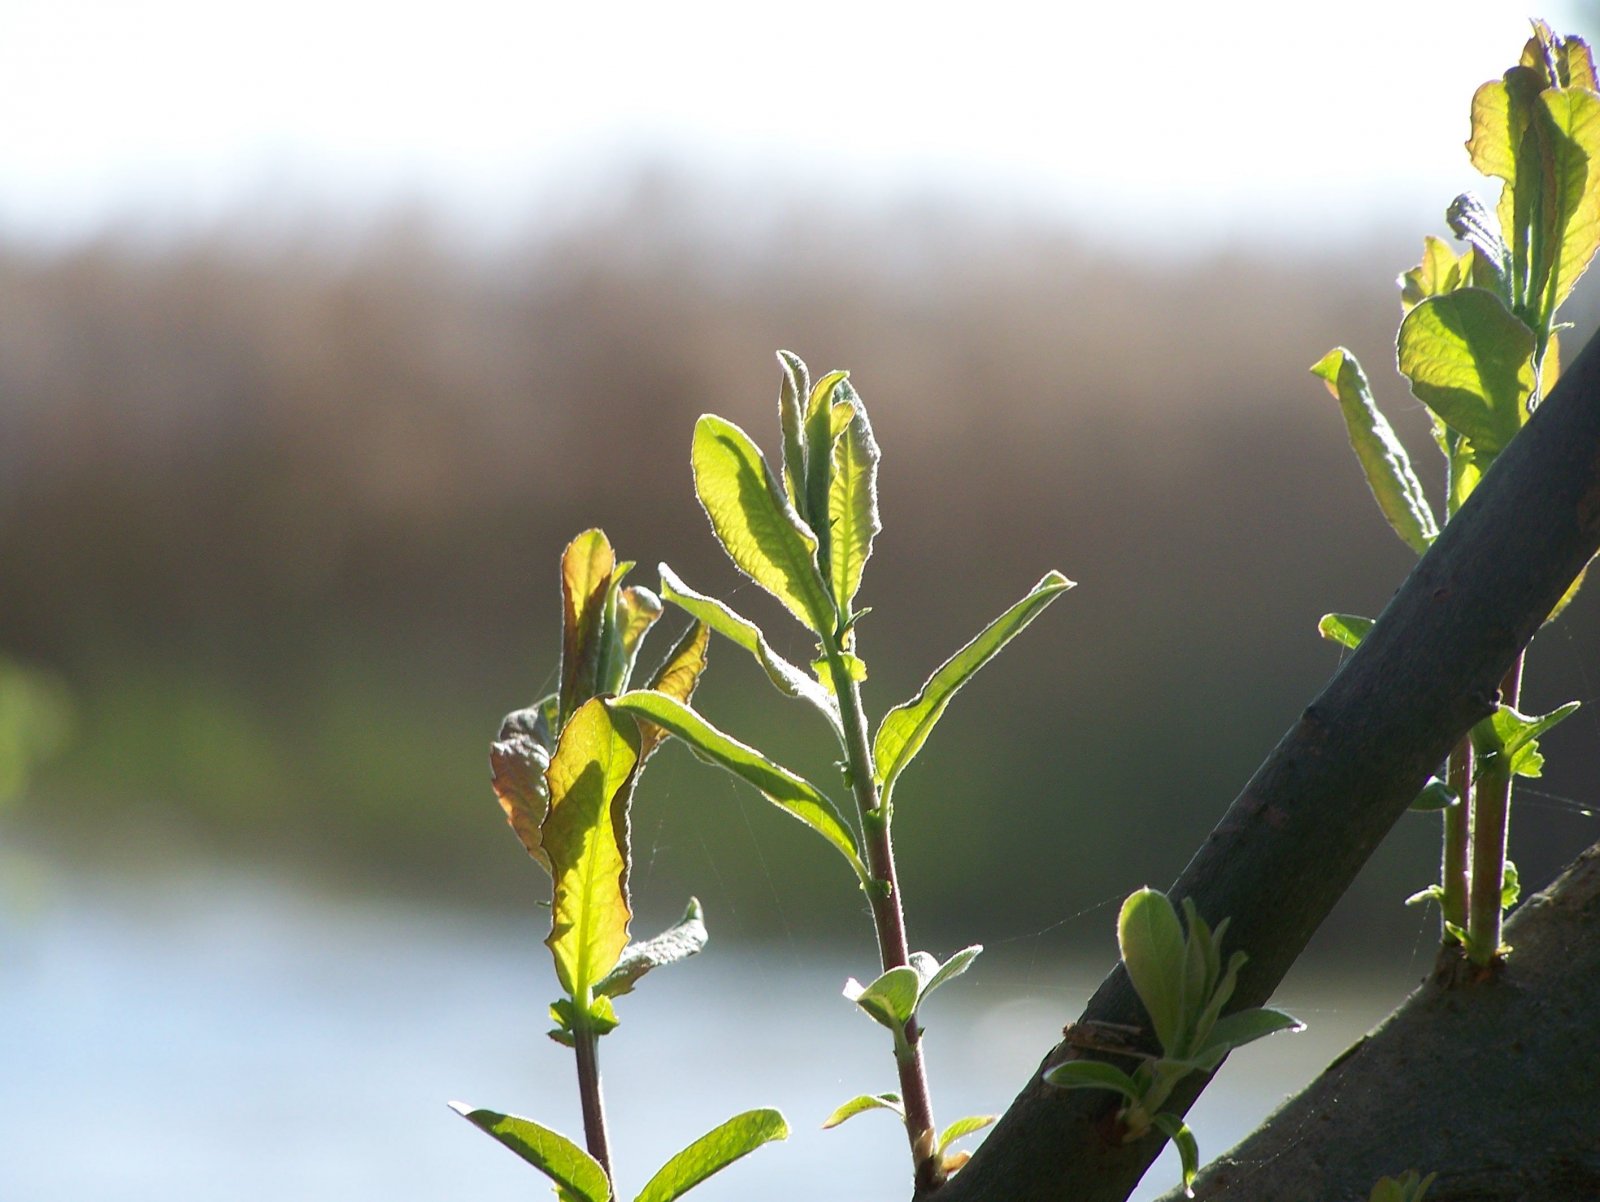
[0,850,1404,1201]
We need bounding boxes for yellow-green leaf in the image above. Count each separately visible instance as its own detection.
[1399,235,1469,313]
[609,690,867,885]
[1311,349,1438,554]
[1118,887,1186,1053]
[691,415,835,636]
[560,530,617,726]
[776,350,811,512]
[543,698,640,999]
[449,1104,611,1202]
[874,572,1072,810]
[1534,87,1600,320]
[604,585,663,696]
[634,1109,788,1202]
[827,380,882,617]
[658,564,840,730]
[635,620,711,762]
[1396,289,1536,459]
[802,370,849,577]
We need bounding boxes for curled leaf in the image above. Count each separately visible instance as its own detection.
[595,897,708,999]
[821,1093,904,1129]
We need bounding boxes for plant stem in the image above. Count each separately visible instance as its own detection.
[572,1010,614,1183]
[826,643,944,1195]
[1466,655,1524,966]
[1439,737,1472,940]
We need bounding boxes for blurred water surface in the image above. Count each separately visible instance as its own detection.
[2,850,1408,1202]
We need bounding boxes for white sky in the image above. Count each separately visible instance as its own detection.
[0,1,1585,252]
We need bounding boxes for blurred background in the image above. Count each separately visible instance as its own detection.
[5,2,1600,1199]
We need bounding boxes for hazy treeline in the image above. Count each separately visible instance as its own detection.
[4,179,1597,952]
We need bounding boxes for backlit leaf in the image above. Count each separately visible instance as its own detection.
[635,620,711,761]
[691,415,835,636]
[659,564,840,729]
[844,966,921,1031]
[1117,888,1186,1053]
[827,379,882,617]
[821,1093,903,1129]
[1151,1112,1200,1197]
[1311,349,1438,554]
[560,530,617,726]
[1203,1006,1304,1055]
[1397,289,1536,459]
[1316,612,1374,650]
[802,370,849,579]
[1399,234,1470,312]
[777,350,811,512]
[918,944,982,1004]
[605,585,663,696]
[1534,87,1600,319]
[595,897,707,999]
[937,1115,997,1156]
[490,707,554,871]
[609,690,867,884]
[634,1109,788,1202]
[874,572,1072,809]
[543,698,640,1000]
[1042,1059,1142,1102]
[449,1104,610,1202]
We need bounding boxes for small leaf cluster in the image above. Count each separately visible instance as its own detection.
[488,529,712,1044]
[611,351,1069,1185]
[460,529,788,1201]
[1312,21,1593,963]
[1045,889,1302,1196]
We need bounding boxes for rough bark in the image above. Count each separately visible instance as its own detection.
[1154,838,1600,1201]
[935,326,1600,1202]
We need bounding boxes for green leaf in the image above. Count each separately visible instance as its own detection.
[1202,1006,1304,1055]
[1042,1059,1143,1103]
[1502,859,1521,910]
[659,565,840,729]
[1473,701,1580,776]
[543,698,640,1000]
[1532,87,1600,323]
[873,571,1073,808]
[826,379,882,617]
[635,620,712,762]
[560,530,617,726]
[1317,613,1374,651]
[1406,883,1445,908]
[802,370,849,579]
[1397,289,1537,460]
[449,1104,611,1202]
[844,966,921,1031]
[1190,950,1247,1057]
[811,651,867,696]
[918,944,982,1004]
[1311,349,1439,554]
[1151,1112,1200,1198]
[776,350,811,512]
[1118,888,1187,1054]
[937,1114,997,1156]
[821,1093,904,1129]
[604,585,663,696]
[691,414,836,636]
[1400,234,1471,313]
[1409,776,1458,811]
[609,690,867,884]
[633,1109,788,1202]
[490,708,554,871]
[595,897,708,999]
